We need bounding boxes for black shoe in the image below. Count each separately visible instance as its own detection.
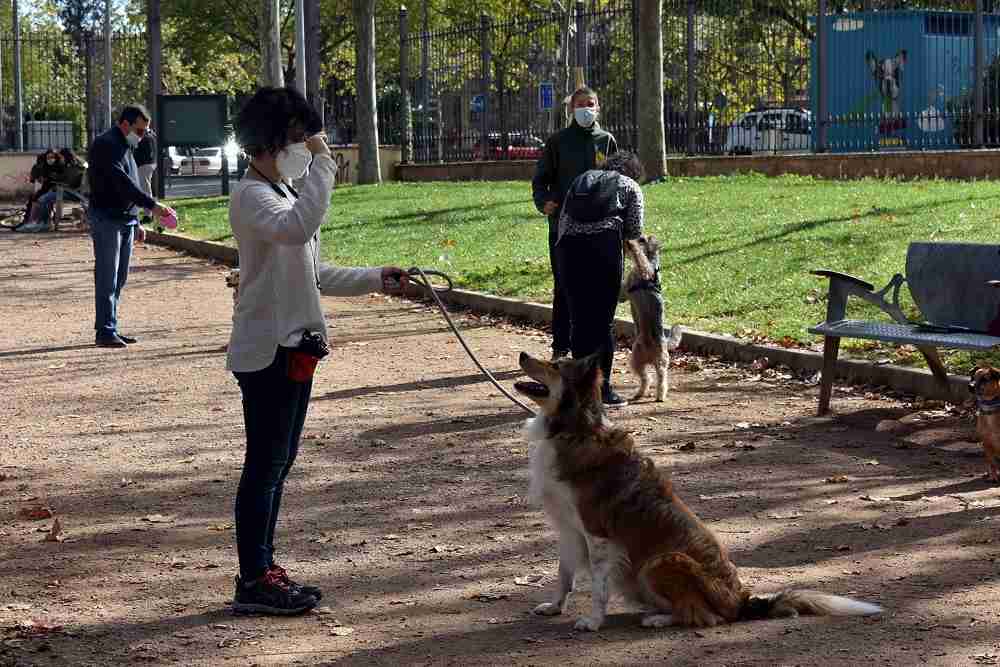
[601,387,629,408]
[232,572,317,616]
[95,334,128,348]
[268,564,323,601]
[118,334,138,344]
[550,349,570,362]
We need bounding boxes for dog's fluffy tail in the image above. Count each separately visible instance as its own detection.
[663,324,682,351]
[741,589,881,621]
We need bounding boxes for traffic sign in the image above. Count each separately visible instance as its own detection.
[539,82,555,111]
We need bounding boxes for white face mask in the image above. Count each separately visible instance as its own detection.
[126,131,141,148]
[275,142,312,180]
[574,107,599,128]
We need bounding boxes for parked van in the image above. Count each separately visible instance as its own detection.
[723,107,812,155]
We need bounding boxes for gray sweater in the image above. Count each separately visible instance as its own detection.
[226,154,382,373]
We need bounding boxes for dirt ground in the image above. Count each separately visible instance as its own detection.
[2,231,1000,667]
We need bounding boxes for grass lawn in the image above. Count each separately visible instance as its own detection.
[168,173,1000,369]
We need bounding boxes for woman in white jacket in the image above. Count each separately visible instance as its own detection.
[227,87,407,615]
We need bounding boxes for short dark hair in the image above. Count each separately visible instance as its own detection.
[604,150,644,183]
[119,104,150,124]
[570,86,598,107]
[236,86,323,158]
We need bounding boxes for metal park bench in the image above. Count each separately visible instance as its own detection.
[809,242,1000,415]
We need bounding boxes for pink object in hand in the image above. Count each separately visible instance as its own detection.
[161,210,178,230]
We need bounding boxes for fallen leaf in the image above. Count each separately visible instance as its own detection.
[677,442,696,451]
[825,475,849,484]
[383,534,402,540]
[142,514,176,523]
[734,422,751,430]
[330,627,355,636]
[218,638,241,648]
[17,506,53,521]
[313,606,337,616]
[17,619,62,636]
[514,574,544,587]
[207,523,233,531]
[43,518,64,543]
[470,592,509,602]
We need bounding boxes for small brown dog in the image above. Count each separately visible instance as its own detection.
[621,235,682,402]
[969,366,1000,481]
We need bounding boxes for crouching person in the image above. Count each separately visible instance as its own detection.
[228,86,409,615]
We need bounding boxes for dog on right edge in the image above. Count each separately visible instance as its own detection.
[970,366,1000,481]
[621,234,682,402]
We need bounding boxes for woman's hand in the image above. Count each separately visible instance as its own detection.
[381,267,410,295]
[306,134,331,157]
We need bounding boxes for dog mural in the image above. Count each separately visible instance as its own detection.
[866,49,907,136]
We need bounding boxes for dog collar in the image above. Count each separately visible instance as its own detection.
[977,395,1000,414]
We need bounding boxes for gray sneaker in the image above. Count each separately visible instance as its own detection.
[232,571,317,616]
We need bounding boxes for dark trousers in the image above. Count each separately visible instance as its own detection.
[556,229,623,389]
[233,348,313,581]
[548,215,571,353]
[90,210,135,337]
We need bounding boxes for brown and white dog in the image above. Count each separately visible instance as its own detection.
[969,366,1000,481]
[515,351,881,631]
[620,235,682,402]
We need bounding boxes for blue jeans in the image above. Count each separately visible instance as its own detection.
[233,348,313,581]
[35,189,83,223]
[90,209,136,337]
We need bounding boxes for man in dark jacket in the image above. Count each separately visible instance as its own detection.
[531,86,617,361]
[88,104,175,348]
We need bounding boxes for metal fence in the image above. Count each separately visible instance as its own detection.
[0,30,146,153]
[359,0,1000,163]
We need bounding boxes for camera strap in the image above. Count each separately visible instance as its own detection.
[249,163,318,289]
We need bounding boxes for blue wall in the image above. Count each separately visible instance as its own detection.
[812,11,1000,152]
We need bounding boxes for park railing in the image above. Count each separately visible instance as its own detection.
[356,0,1000,163]
[0,29,146,153]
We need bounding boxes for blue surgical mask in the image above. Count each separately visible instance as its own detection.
[574,107,598,128]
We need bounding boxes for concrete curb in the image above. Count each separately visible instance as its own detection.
[145,231,971,406]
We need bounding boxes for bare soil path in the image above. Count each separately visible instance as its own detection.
[1,232,999,666]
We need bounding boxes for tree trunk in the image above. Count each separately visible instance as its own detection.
[260,0,283,87]
[305,0,323,124]
[636,0,666,180]
[147,0,162,197]
[353,0,381,184]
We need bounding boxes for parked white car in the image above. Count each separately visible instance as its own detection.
[724,108,812,155]
[179,144,239,175]
[167,146,184,175]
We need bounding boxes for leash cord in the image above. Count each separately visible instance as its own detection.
[403,267,536,416]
